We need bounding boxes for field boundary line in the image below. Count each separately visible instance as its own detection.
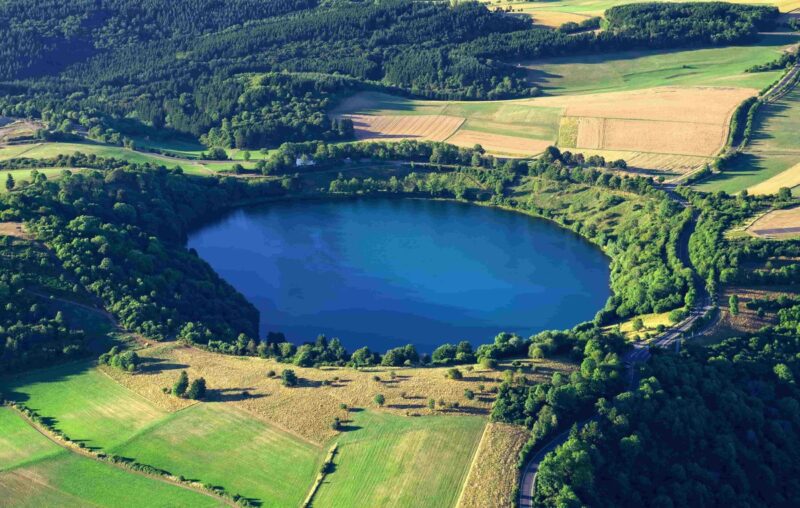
[301,442,338,508]
[454,421,492,508]
[4,402,238,507]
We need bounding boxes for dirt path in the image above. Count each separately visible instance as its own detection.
[6,405,233,507]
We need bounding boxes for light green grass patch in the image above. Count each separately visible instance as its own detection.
[522,33,798,95]
[0,452,223,508]
[1,168,72,193]
[313,411,486,508]
[695,84,800,194]
[1,362,166,449]
[0,142,209,174]
[0,407,63,472]
[558,117,579,148]
[111,402,323,507]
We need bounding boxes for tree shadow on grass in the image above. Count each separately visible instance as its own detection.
[137,357,189,373]
[207,388,267,402]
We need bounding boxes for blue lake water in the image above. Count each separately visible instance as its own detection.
[188,198,610,352]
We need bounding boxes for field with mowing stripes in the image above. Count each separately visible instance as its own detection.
[0,408,222,508]
[111,403,323,507]
[312,410,486,508]
[697,86,800,194]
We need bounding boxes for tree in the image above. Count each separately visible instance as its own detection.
[187,377,207,399]
[5,173,14,191]
[464,389,475,400]
[428,398,436,410]
[632,317,644,332]
[173,371,189,396]
[374,393,385,407]
[729,294,740,316]
[778,187,792,200]
[281,369,298,387]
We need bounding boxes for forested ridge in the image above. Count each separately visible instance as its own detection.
[0,1,779,149]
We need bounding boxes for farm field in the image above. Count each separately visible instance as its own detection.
[747,205,800,238]
[312,410,486,508]
[0,408,223,508]
[457,422,531,508]
[696,85,800,194]
[520,33,798,95]
[111,403,323,507]
[484,0,800,27]
[2,345,569,507]
[334,86,751,174]
[2,361,167,450]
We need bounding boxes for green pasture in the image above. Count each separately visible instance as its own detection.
[313,410,485,508]
[0,408,222,508]
[111,403,323,507]
[696,84,800,194]
[1,362,166,450]
[522,33,799,95]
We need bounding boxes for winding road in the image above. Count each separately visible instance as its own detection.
[518,186,715,508]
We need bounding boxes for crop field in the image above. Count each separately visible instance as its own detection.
[349,114,465,142]
[457,422,530,508]
[0,408,223,508]
[484,0,800,27]
[520,33,798,95]
[747,206,800,238]
[334,86,749,174]
[312,410,486,508]
[697,85,800,194]
[2,361,167,449]
[111,403,323,507]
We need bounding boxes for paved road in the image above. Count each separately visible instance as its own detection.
[518,187,713,508]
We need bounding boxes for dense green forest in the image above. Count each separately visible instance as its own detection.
[534,324,800,507]
[0,1,779,149]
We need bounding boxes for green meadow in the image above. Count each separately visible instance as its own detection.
[523,33,799,95]
[313,410,485,508]
[0,408,223,508]
[696,86,800,194]
[2,362,167,449]
[111,403,323,507]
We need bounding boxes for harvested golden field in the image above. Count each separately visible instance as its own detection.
[0,119,44,144]
[543,86,754,156]
[457,422,530,508]
[602,118,724,156]
[747,206,800,239]
[748,162,800,195]
[349,114,464,142]
[107,344,575,444]
[445,129,552,156]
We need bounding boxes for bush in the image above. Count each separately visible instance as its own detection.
[187,378,206,400]
[445,368,463,380]
[173,371,189,397]
[281,369,298,387]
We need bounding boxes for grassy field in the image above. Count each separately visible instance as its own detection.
[312,410,486,508]
[521,33,798,96]
[696,86,800,194]
[1,361,167,450]
[0,142,215,175]
[111,403,323,507]
[457,422,530,508]
[0,408,223,508]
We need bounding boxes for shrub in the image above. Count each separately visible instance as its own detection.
[281,369,298,387]
[445,368,463,380]
[187,378,207,400]
[173,371,189,397]
[374,393,385,406]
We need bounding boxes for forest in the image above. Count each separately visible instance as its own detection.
[0,1,779,149]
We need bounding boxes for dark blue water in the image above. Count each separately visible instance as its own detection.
[188,199,610,352]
